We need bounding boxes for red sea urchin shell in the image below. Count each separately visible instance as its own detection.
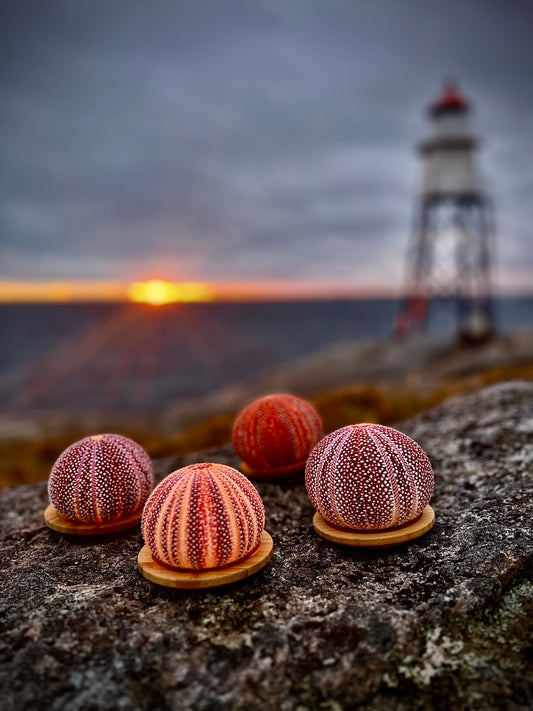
[305,424,434,531]
[48,434,154,523]
[232,394,322,472]
[141,463,265,571]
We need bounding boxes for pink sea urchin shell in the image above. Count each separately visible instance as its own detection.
[305,424,434,531]
[141,463,265,571]
[232,393,322,471]
[48,434,154,523]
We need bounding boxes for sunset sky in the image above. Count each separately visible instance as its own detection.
[1,0,532,296]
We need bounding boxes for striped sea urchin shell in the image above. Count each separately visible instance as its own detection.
[48,434,154,523]
[141,463,265,570]
[305,424,434,531]
[232,394,322,471]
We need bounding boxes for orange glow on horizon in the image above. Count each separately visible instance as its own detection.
[0,278,530,304]
[0,281,126,303]
[0,279,411,304]
[127,280,215,305]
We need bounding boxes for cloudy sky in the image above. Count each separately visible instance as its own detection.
[1,0,532,293]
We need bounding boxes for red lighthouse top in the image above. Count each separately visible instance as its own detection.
[430,81,469,115]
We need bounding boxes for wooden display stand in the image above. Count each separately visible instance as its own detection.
[313,505,435,548]
[240,459,307,480]
[138,530,274,589]
[44,504,143,536]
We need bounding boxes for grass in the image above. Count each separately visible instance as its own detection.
[1,361,532,488]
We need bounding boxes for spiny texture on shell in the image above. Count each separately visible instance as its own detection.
[305,424,434,531]
[232,393,322,470]
[48,434,154,523]
[141,463,265,571]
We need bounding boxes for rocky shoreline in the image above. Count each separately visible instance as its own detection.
[2,328,533,444]
[1,381,532,710]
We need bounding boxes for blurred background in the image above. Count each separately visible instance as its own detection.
[1,0,532,483]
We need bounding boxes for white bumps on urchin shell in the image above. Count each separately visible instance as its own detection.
[48,434,154,523]
[305,424,434,531]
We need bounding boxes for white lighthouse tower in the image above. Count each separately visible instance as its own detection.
[396,81,495,342]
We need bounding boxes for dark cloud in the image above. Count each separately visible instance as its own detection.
[1,0,532,289]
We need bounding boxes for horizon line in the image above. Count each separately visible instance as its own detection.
[0,279,400,304]
[0,279,530,304]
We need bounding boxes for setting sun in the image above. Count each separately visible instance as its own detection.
[127,279,214,305]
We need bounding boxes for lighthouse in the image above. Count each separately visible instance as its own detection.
[396,82,495,342]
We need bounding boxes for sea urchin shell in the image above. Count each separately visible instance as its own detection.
[141,463,265,571]
[232,393,322,472]
[48,434,154,523]
[305,424,434,531]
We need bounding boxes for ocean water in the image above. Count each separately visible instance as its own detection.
[0,298,531,414]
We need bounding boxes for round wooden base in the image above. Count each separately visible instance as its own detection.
[312,505,435,548]
[240,459,307,480]
[138,530,274,589]
[44,504,143,536]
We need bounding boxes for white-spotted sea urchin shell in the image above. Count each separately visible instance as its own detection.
[305,424,433,531]
[48,434,154,523]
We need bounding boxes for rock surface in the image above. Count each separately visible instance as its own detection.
[1,381,532,711]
